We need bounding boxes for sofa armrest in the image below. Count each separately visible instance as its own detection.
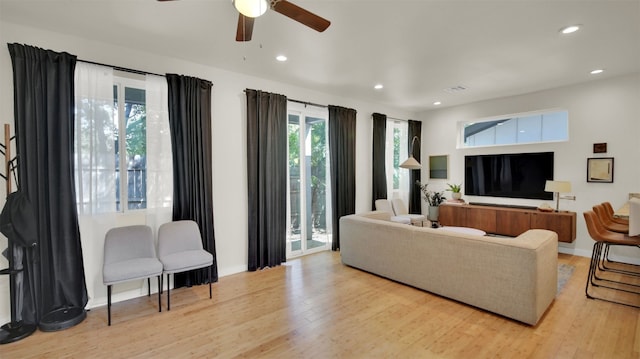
[355,211,392,222]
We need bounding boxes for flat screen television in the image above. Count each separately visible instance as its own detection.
[464,152,554,200]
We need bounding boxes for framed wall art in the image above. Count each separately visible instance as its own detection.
[587,157,614,183]
[593,143,607,153]
[429,155,448,179]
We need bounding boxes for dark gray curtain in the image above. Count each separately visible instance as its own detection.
[328,105,356,251]
[245,89,287,271]
[7,43,88,325]
[166,74,218,286]
[371,113,387,210]
[408,120,422,214]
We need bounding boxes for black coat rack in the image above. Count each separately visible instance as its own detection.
[0,124,37,344]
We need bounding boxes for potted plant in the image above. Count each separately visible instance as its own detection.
[416,181,445,225]
[447,183,462,200]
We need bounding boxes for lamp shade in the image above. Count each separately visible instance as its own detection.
[399,135,421,169]
[544,180,572,193]
[234,0,268,18]
[399,156,421,169]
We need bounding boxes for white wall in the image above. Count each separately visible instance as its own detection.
[417,73,640,259]
[0,20,415,324]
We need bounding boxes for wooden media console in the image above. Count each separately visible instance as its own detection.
[438,203,576,243]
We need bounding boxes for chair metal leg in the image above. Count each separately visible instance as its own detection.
[147,278,151,296]
[167,273,171,311]
[157,276,162,312]
[586,241,640,308]
[592,243,640,290]
[586,242,601,299]
[209,265,212,299]
[599,243,640,276]
[107,285,112,326]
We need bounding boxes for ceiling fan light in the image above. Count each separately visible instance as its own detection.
[234,0,268,18]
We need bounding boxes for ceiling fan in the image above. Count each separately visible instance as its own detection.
[157,0,331,42]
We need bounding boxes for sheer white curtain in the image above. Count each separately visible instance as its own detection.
[74,67,172,216]
[145,74,173,229]
[385,120,409,206]
[74,62,116,214]
[74,63,117,307]
[74,66,172,306]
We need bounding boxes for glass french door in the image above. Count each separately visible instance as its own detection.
[286,104,331,258]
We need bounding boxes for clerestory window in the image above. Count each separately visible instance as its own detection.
[459,110,569,148]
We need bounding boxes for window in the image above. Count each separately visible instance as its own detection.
[286,103,331,257]
[385,120,409,203]
[113,79,147,210]
[75,63,170,215]
[460,110,569,148]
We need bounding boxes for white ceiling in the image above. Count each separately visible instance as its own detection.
[1,0,639,111]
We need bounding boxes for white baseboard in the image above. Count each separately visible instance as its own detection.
[558,245,640,265]
[87,266,248,310]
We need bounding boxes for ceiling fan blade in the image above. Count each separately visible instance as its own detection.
[236,14,255,42]
[272,0,330,32]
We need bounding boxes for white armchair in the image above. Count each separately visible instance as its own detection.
[374,199,411,224]
[391,198,426,226]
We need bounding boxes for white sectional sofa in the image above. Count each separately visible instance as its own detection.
[339,211,558,325]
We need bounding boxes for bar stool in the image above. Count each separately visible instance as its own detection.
[583,210,640,308]
[593,204,628,233]
[602,201,629,225]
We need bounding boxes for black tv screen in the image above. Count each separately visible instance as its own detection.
[464,152,554,200]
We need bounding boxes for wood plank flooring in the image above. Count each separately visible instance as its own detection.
[2,251,639,358]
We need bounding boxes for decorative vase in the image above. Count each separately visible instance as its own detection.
[452,192,462,200]
[428,205,440,222]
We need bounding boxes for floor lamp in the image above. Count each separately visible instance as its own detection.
[400,136,421,169]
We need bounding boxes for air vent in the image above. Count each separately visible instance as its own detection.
[444,85,467,93]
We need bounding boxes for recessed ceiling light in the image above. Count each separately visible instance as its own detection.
[433,101,441,106]
[590,69,604,75]
[374,84,383,90]
[560,25,580,34]
[276,55,287,62]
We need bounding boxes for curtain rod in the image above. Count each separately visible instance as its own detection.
[78,59,165,77]
[288,98,328,109]
[242,90,328,109]
[388,116,409,122]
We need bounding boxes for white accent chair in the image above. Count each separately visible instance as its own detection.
[374,199,411,225]
[158,220,214,310]
[391,198,426,226]
[102,225,163,326]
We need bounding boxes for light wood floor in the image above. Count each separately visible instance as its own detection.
[3,251,640,358]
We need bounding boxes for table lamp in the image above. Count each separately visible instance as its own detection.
[544,180,572,212]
